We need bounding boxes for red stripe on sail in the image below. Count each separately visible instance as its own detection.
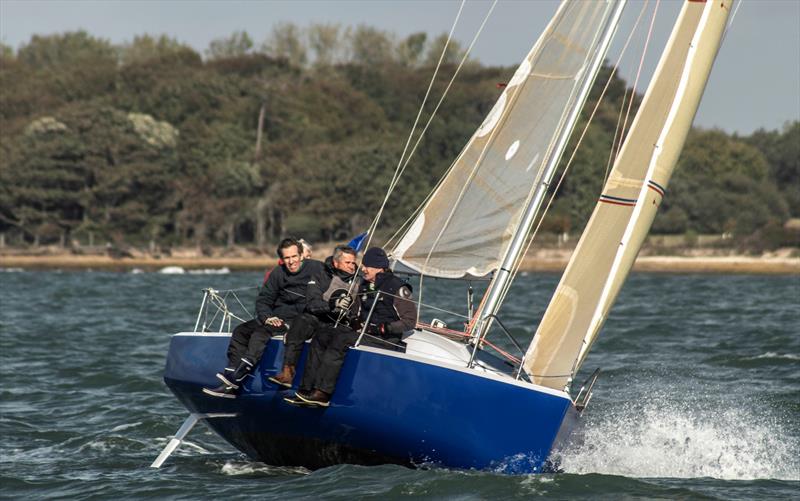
[599,199,636,207]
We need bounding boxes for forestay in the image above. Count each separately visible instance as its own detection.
[525,0,732,390]
[391,1,619,279]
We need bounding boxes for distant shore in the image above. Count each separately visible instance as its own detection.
[1,246,797,274]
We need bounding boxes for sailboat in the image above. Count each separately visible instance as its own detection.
[154,0,731,473]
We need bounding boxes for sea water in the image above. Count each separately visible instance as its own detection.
[0,270,797,499]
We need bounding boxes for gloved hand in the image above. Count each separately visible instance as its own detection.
[333,294,352,312]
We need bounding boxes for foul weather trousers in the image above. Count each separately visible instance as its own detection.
[299,325,402,395]
[281,313,320,368]
[226,318,287,368]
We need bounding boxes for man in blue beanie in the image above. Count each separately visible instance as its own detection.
[286,246,417,407]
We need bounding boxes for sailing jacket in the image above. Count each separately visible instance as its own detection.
[358,271,417,339]
[255,259,324,324]
[305,256,357,324]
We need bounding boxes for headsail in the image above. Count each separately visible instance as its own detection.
[524,0,732,390]
[391,0,622,279]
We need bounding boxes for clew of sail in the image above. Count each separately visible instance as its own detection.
[391,1,621,279]
[524,0,732,391]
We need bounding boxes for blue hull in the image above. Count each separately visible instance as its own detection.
[163,332,577,473]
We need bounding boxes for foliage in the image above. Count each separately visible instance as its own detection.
[0,26,796,250]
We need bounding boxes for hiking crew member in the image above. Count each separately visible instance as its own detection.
[287,247,417,407]
[203,238,324,398]
[268,245,358,388]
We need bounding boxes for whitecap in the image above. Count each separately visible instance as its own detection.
[110,422,142,432]
[158,266,186,274]
[188,267,231,275]
[750,352,800,361]
[221,460,309,476]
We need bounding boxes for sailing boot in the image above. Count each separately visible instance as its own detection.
[214,366,236,385]
[267,364,295,389]
[295,389,331,408]
[202,383,238,399]
[216,358,254,389]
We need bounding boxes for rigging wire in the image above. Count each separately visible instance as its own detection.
[603,1,651,184]
[614,0,661,163]
[413,0,506,317]
[380,0,499,209]
[721,0,743,44]
[351,0,498,319]
[364,0,467,253]
[334,0,470,328]
[380,0,501,254]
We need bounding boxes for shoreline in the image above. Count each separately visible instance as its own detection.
[1,253,798,275]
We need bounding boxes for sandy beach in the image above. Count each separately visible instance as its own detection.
[1,246,797,274]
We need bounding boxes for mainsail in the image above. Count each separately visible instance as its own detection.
[524,0,732,390]
[391,1,622,279]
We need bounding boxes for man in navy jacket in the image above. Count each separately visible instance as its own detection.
[203,237,323,398]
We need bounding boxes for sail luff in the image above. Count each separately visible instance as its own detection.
[524,0,732,391]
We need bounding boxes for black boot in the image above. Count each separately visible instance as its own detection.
[202,383,238,399]
[217,358,254,389]
[215,366,235,385]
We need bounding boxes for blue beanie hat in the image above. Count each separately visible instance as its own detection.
[362,247,390,269]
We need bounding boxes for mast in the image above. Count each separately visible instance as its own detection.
[472,0,628,342]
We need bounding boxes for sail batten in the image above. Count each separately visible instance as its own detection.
[524,0,732,391]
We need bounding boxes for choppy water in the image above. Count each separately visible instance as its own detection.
[1,269,798,499]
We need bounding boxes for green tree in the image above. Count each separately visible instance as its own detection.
[17,31,116,69]
[396,32,427,67]
[0,42,13,61]
[308,23,342,66]
[206,31,254,60]
[118,34,197,66]
[745,121,800,216]
[425,34,467,66]
[349,25,395,66]
[662,129,788,235]
[263,23,308,67]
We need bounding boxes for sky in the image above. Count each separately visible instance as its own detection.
[1,0,799,135]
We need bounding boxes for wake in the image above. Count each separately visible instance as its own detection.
[554,397,799,480]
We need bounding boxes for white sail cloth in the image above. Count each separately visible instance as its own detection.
[391,1,618,279]
[525,0,732,390]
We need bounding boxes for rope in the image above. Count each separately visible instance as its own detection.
[416,321,522,365]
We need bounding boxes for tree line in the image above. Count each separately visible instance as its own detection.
[0,27,797,251]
